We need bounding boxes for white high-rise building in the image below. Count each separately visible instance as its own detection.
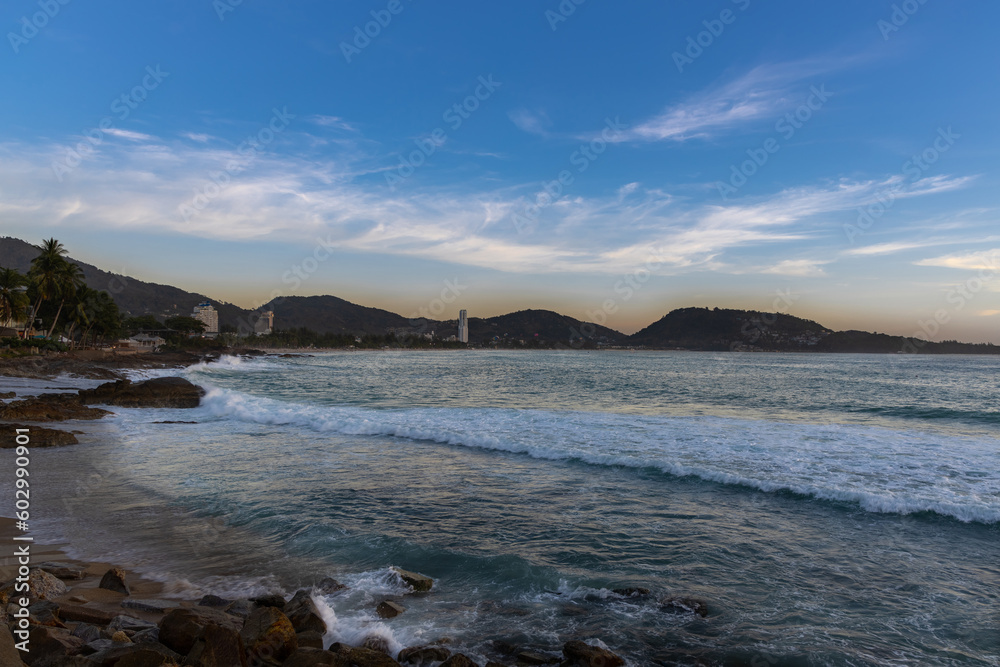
[254,310,274,336]
[192,302,219,337]
[458,309,469,343]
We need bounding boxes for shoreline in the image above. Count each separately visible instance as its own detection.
[0,353,633,666]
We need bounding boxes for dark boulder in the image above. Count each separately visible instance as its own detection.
[284,590,327,634]
[376,601,406,619]
[660,596,708,617]
[240,606,298,664]
[98,567,130,595]
[0,424,79,447]
[185,623,248,667]
[78,376,206,409]
[157,607,243,656]
[560,640,625,667]
[391,568,433,593]
[0,394,110,422]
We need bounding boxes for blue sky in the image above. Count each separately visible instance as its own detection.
[2,1,999,340]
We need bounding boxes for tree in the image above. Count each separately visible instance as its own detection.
[26,238,70,336]
[46,260,85,338]
[122,315,164,333]
[165,316,207,334]
[0,267,29,328]
[79,290,121,345]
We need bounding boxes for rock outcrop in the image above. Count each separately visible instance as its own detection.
[78,377,205,409]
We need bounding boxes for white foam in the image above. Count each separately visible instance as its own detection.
[193,387,1000,524]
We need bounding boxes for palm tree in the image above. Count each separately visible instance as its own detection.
[46,261,85,339]
[0,267,29,329]
[65,285,94,346]
[26,238,69,337]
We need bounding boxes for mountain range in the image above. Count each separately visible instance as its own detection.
[2,236,997,354]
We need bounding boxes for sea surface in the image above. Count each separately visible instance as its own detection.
[14,351,1000,665]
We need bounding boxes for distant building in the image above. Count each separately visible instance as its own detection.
[128,334,166,351]
[458,309,468,343]
[192,302,219,337]
[254,310,274,336]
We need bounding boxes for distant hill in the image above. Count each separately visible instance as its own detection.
[464,309,624,345]
[257,295,423,336]
[628,307,831,351]
[628,307,1000,354]
[0,236,248,327]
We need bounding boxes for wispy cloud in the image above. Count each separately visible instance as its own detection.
[105,128,154,142]
[915,249,1000,271]
[619,61,835,143]
[0,125,980,278]
[762,259,830,277]
[508,108,551,137]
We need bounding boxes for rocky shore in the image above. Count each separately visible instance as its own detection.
[1,351,705,666]
[0,538,645,667]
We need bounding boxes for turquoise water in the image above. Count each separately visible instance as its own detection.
[20,352,1000,665]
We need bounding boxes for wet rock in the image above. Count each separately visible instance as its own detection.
[198,594,231,607]
[26,568,70,601]
[315,577,347,594]
[240,605,298,664]
[108,615,155,633]
[0,391,15,398]
[484,663,508,667]
[58,604,117,625]
[84,638,116,655]
[611,587,650,598]
[295,630,325,649]
[1,625,27,667]
[391,568,433,593]
[440,655,478,667]
[660,596,708,617]
[70,623,102,643]
[28,600,66,627]
[186,623,247,667]
[225,599,256,619]
[282,647,345,666]
[158,606,243,656]
[362,635,392,656]
[560,641,625,667]
[376,600,406,619]
[131,627,159,644]
[78,376,206,409]
[252,593,287,609]
[98,567,130,595]
[397,645,451,665]
[0,570,61,607]
[0,394,110,423]
[36,562,86,580]
[121,598,175,614]
[284,590,327,634]
[22,625,85,665]
[0,424,79,447]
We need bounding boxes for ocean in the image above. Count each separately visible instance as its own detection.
[21,351,1000,665]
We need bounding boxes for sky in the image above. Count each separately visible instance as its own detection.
[2,1,999,340]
